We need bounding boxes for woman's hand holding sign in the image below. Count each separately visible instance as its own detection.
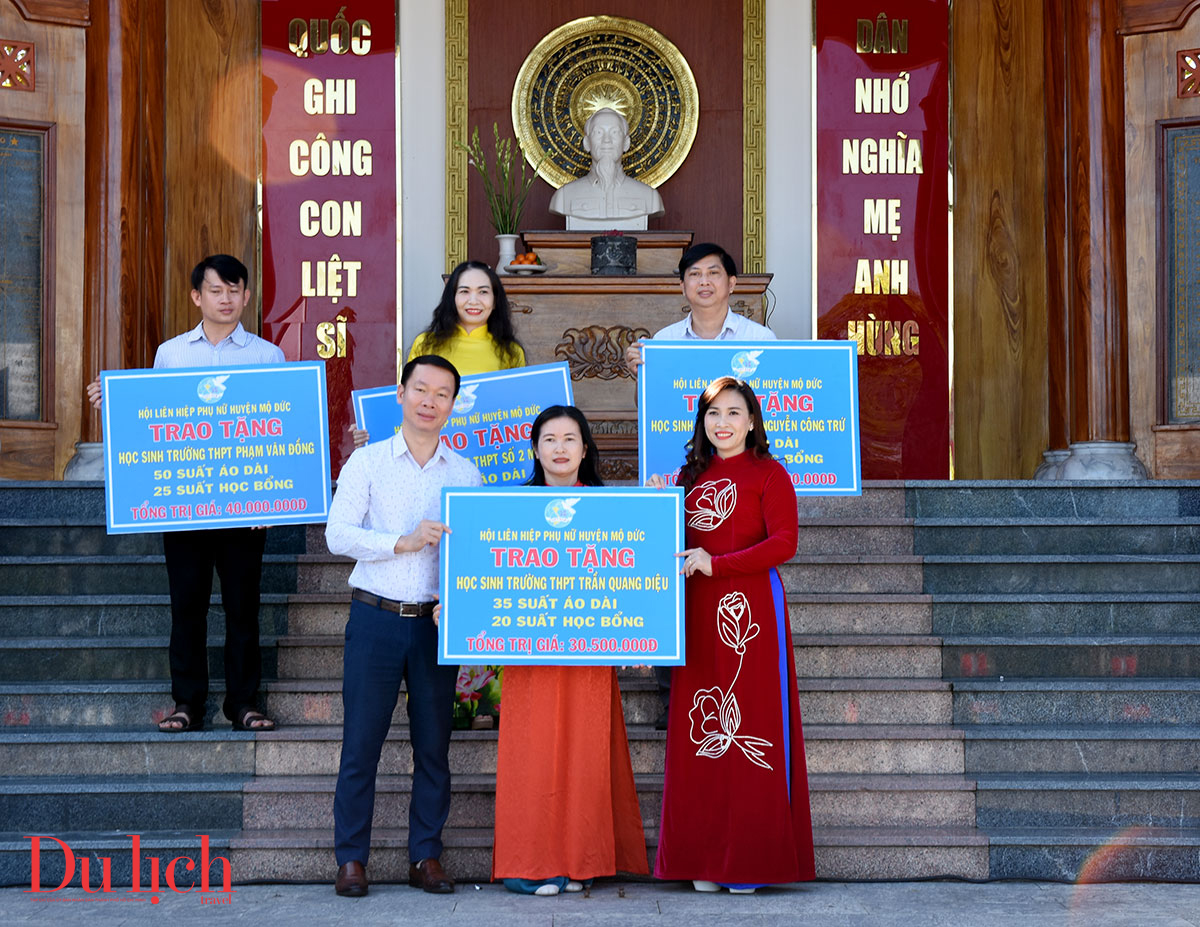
[677,547,713,577]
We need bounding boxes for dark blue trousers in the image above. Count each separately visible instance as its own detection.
[333,597,457,867]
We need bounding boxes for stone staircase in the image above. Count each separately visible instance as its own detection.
[1,480,1198,885]
[914,481,1200,881]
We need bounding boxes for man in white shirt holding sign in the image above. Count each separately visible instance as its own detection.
[624,242,776,729]
[325,355,482,898]
[624,242,775,372]
[87,254,284,735]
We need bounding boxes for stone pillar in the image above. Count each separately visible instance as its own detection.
[1039,0,1146,479]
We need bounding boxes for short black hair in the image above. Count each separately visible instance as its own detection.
[401,354,461,397]
[677,242,737,279]
[191,254,249,291]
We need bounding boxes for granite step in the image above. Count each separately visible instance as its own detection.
[914,520,1200,555]
[953,679,1200,725]
[0,775,247,831]
[793,635,942,679]
[0,481,108,519]
[0,595,292,638]
[227,826,498,885]
[922,555,1200,595]
[0,729,259,776]
[261,676,949,728]
[808,774,976,828]
[931,594,1200,636]
[244,724,961,778]
[797,483,907,519]
[241,773,662,832]
[789,594,932,635]
[273,594,351,636]
[904,481,1200,520]
[0,638,278,681]
[0,522,307,557]
[962,725,1200,774]
[943,637,1200,679]
[0,673,946,729]
[794,520,913,555]
[813,826,988,879]
[801,724,965,776]
[973,773,1200,829]
[272,633,942,682]
[226,823,989,883]
[984,826,1200,881]
[776,556,924,594]
[263,677,663,728]
[281,592,935,638]
[240,772,974,831]
[797,679,951,725]
[0,556,300,596]
[0,682,231,728]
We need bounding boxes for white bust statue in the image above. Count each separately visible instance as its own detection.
[549,108,665,230]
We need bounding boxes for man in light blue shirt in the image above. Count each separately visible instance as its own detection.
[624,241,776,373]
[87,255,284,734]
[624,242,775,728]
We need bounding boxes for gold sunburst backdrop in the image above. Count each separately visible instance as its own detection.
[511,16,699,189]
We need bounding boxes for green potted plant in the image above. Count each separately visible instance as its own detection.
[457,123,542,272]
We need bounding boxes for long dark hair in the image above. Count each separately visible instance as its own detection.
[420,260,524,367]
[525,405,604,487]
[676,376,773,491]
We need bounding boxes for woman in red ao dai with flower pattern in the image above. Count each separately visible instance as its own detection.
[653,377,815,890]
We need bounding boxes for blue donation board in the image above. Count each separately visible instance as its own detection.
[352,362,573,485]
[439,487,686,666]
[102,362,332,533]
[639,340,862,495]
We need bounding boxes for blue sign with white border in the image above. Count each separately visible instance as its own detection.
[102,362,332,533]
[352,362,573,485]
[439,487,686,665]
[639,340,861,495]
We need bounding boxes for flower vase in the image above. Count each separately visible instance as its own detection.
[496,233,520,273]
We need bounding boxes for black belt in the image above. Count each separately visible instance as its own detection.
[351,589,436,617]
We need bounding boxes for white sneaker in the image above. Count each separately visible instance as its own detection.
[692,880,720,892]
[534,883,560,896]
[729,887,756,894]
[565,881,584,892]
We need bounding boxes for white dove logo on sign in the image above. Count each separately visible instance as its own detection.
[544,497,582,528]
[453,383,479,415]
[197,375,230,404]
[730,350,763,378]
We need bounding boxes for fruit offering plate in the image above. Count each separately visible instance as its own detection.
[505,262,550,275]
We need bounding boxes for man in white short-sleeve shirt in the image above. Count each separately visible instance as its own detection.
[623,242,775,727]
[624,241,776,373]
